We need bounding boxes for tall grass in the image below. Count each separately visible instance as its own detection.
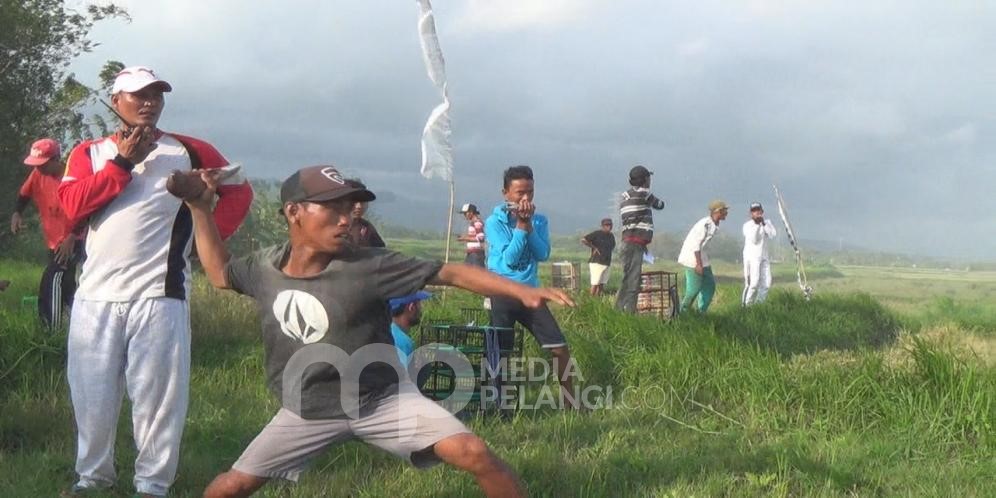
[1,259,994,496]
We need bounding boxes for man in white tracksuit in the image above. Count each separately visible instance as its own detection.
[741,202,777,306]
[57,67,253,497]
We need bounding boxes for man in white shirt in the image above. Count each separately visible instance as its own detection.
[677,200,728,313]
[741,202,777,306]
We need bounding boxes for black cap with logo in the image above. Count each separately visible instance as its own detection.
[280,165,376,205]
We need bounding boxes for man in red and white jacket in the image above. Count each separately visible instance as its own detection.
[57,66,253,498]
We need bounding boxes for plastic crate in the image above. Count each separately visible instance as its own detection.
[416,325,523,416]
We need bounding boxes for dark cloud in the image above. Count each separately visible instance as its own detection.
[70,0,996,259]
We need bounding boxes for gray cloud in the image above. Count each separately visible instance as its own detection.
[70,0,996,259]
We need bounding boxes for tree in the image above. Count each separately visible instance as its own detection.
[0,0,126,251]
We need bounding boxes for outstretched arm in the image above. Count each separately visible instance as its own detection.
[429,263,575,309]
[648,192,665,210]
[186,172,231,289]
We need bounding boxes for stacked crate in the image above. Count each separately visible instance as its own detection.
[550,261,581,291]
[637,271,679,319]
[416,324,523,417]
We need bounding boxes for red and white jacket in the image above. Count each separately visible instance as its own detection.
[59,132,253,301]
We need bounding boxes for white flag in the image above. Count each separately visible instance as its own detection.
[417,0,453,181]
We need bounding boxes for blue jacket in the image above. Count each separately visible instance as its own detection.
[484,203,551,287]
[390,322,415,365]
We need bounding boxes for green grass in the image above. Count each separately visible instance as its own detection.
[2,256,995,497]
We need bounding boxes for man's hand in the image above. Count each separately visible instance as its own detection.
[695,262,704,276]
[185,170,221,212]
[116,125,157,165]
[10,212,25,234]
[520,287,576,309]
[514,199,535,232]
[54,235,76,266]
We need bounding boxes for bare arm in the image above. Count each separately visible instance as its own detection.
[429,263,575,308]
[186,171,231,288]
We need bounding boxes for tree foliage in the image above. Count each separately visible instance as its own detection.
[0,0,126,249]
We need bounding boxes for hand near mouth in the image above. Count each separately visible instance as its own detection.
[116,125,158,165]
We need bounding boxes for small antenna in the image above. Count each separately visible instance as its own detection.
[99,99,132,127]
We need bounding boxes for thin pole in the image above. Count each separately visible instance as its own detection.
[444,178,455,264]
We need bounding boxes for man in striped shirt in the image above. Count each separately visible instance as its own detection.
[615,165,665,313]
[457,203,486,267]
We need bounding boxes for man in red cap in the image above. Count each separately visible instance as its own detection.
[11,138,79,327]
[57,66,254,498]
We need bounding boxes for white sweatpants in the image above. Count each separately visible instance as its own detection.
[742,258,772,306]
[67,297,191,496]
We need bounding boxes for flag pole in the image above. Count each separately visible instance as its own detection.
[444,178,454,264]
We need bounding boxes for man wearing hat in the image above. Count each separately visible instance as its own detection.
[186,165,573,497]
[346,178,386,248]
[580,218,616,296]
[616,165,666,312]
[677,200,729,313]
[457,203,486,267]
[389,290,432,365]
[56,66,253,497]
[741,202,777,306]
[11,138,80,327]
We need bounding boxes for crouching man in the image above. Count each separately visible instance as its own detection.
[189,165,574,498]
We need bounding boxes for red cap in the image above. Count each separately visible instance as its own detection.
[23,138,61,166]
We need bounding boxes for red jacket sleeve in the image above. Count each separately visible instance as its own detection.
[57,139,134,227]
[171,134,253,241]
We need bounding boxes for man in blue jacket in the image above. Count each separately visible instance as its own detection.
[485,165,576,408]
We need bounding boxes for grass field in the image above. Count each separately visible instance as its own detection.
[1,248,995,497]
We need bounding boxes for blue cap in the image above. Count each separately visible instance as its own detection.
[388,291,433,312]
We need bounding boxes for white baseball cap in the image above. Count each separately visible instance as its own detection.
[111,66,172,94]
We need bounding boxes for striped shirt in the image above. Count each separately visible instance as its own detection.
[620,187,665,244]
[465,218,485,252]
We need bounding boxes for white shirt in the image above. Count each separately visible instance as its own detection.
[77,135,193,301]
[678,216,718,268]
[742,219,777,261]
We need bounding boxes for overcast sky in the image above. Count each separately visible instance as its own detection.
[70,0,995,260]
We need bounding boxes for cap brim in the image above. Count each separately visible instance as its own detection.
[306,187,376,203]
[114,80,173,94]
[23,156,52,166]
[388,290,433,311]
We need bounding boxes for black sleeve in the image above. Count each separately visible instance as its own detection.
[648,193,665,210]
[14,195,30,214]
[374,250,443,300]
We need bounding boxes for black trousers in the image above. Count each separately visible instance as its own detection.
[38,248,79,328]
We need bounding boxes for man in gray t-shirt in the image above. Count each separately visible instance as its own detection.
[224,243,441,418]
[186,165,573,498]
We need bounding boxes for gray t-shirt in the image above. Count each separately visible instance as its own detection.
[225,243,443,419]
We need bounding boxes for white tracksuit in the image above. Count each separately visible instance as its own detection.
[742,219,777,305]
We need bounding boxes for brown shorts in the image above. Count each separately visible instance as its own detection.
[232,385,471,481]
